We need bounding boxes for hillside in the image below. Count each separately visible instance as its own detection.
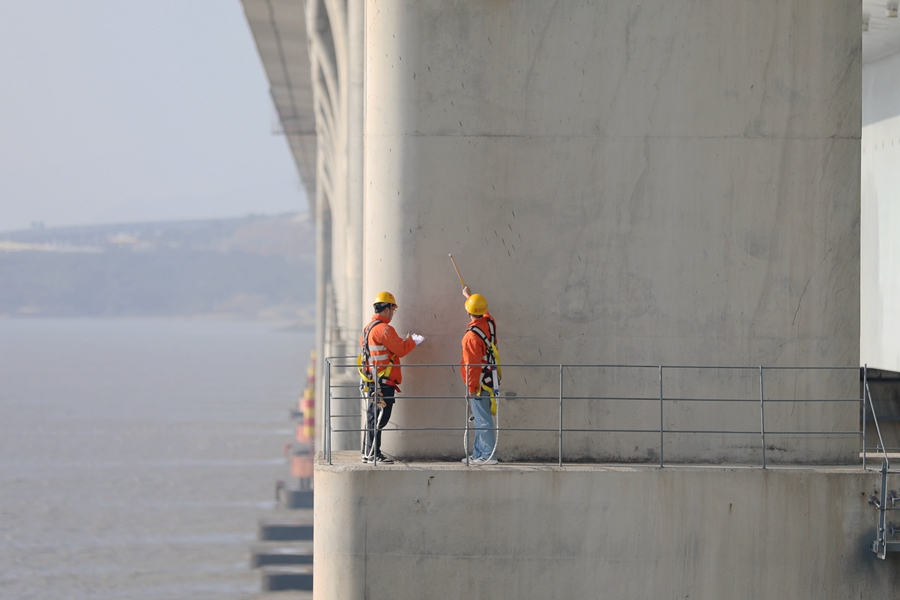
[0,214,315,323]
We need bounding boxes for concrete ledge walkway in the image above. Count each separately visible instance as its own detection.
[322,450,870,473]
[314,451,888,600]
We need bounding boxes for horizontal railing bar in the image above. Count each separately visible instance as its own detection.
[329,394,480,401]
[759,398,858,403]
[585,397,853,404]
[331,428,460,433]
[661,365,859,371]
[658,397,763,403]
[331,394,571,401]
[661,430,857,436]
[563,396,661,401]
[331,394,860,403]
[660,430,793,435]
[760,366,861,371]
[659,398,858,403]
[558,429,678,434]
[331,426,859,436]
[332,427,568,434]
[328,361,860,371]
[758,430,858,436]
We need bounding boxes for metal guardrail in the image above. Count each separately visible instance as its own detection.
[324,359,887,469]
[863,370,890,471]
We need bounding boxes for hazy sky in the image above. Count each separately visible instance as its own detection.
[0,1,306,233]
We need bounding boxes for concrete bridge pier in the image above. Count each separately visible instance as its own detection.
[362,0,859,462]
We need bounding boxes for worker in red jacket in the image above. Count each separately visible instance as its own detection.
[460,285,499,465]
[359,291,424,464]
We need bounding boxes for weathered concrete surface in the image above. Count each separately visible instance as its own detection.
[315,456,899,600]
[862,51,900,373]
[363,1,860,461]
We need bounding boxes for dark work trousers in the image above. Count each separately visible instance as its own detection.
[363,384,396,457]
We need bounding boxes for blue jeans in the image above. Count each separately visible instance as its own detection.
[468,389,496,460]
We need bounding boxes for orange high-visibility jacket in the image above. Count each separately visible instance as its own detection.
[360,314,417,386]
[460,312,497,395]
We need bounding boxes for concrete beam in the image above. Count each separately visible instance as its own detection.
[315,458,892,600]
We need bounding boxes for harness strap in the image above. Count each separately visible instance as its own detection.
[467,317,499,402]
[359,320,396,385]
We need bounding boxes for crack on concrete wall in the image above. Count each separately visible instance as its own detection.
[793,275,812,327]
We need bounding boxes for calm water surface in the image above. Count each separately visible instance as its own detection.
[0,318,311,600]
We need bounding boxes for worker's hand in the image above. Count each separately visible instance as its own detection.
[462,285,471,298]
[411,333,425,345]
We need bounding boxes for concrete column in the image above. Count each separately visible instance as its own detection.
[312,0,349,349]
[346,0,364,333]
[314,173,331,453]
[309,0,366,451]
[363,1,860,461]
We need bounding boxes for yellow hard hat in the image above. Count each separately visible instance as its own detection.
[465,293,488,316]
[373,291,397,307]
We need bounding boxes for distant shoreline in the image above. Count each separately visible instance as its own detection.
[0,313,316,329]
[0,212,310,237]
[0,214,315,320]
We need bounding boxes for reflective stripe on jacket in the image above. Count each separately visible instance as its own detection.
[359,314,417,386]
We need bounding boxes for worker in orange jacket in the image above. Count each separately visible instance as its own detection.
[359,291,425,464]
[460,285,499,465]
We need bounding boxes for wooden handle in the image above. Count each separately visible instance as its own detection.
[449,254,465,286]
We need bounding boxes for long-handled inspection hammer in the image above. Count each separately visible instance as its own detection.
[450,253,476,463]
[449,253,465,287]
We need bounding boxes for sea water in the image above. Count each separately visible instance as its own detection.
[0,318,311,600]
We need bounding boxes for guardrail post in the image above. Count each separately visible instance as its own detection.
[558,365,564,467]
[464,388,471,466]
[759,366,766,470]
[863,364,868,470]
[325,358,332,465]
[866,379,890,471]
[659,366,664,468]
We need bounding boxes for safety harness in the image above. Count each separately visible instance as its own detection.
[462,315,501,463]
[467,316,501,415]
[357,319,399,395]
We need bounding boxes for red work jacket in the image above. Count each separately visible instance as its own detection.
[460,312,498,395]
[360,314,417,386]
